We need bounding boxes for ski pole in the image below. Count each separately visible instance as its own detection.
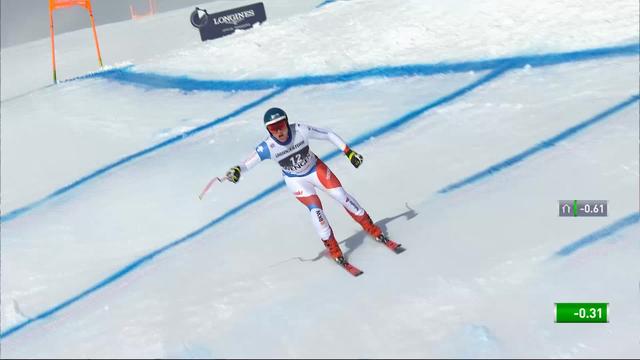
[198,176,227,200]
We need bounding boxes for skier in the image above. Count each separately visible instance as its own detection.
[225,107,387,265]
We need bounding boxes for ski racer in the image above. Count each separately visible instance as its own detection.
[225,107,388,265]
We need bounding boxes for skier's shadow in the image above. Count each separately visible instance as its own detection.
[308,203,418,262]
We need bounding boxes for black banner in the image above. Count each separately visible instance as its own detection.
[190,3,267,41]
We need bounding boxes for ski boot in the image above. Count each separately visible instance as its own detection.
[323,235,346,264]
[348,211,382,239]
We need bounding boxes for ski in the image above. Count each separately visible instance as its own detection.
[339,260,363,277]
[376,235,405,254]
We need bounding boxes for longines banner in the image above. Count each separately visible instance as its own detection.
[190,3,267,41]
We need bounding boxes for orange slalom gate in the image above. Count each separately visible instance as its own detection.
[49,0,103,83]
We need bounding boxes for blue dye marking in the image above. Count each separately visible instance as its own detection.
[316,0,338,8]
[555,212,640,256]
[438,95,640,193]
[80,44,638,92]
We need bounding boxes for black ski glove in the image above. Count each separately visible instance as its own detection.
[226,166,241,183]
[345,148,363,168]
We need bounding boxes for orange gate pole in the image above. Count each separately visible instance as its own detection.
[49,1,58,83]
[86,0,103,67]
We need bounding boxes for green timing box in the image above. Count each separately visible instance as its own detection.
[555,303,608,323]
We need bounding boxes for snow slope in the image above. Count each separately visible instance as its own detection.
[1,0,638,358]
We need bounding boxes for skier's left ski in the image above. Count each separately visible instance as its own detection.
[376,235,406,254]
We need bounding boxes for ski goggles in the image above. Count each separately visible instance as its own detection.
[266,119,288,132]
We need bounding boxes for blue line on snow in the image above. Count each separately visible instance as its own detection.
[80,43,638,92]
[555,212,640,256]
[438,94,640,193]
[0,66,509,340]
[0,87,289,224]
[0,181,283,340]
[316,0,338,8]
